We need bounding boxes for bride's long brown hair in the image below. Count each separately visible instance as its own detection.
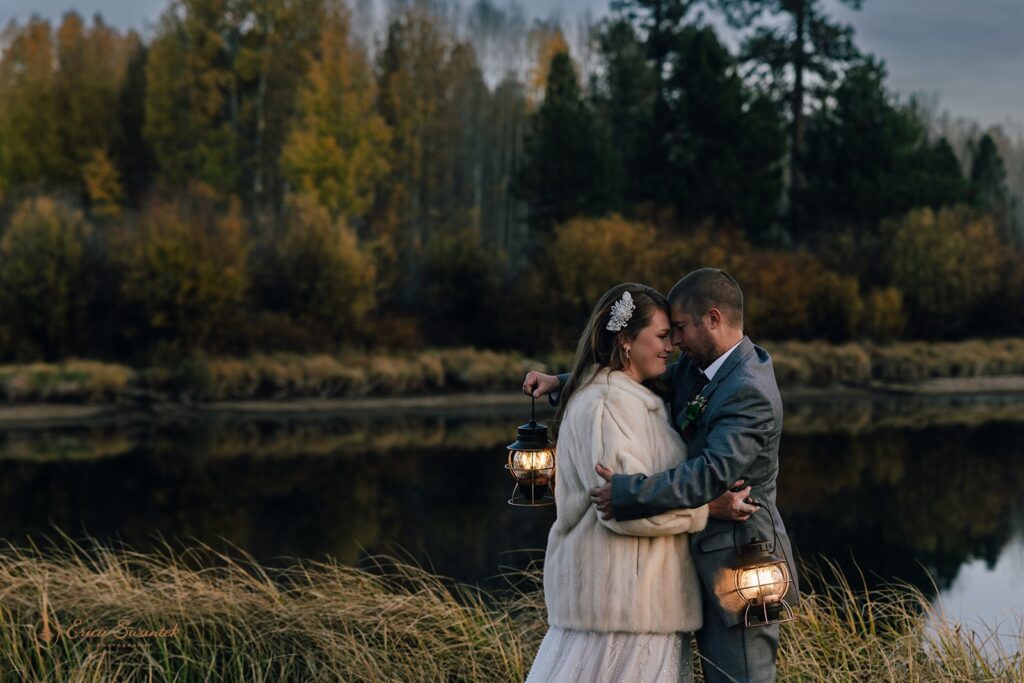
[553,283,669,438]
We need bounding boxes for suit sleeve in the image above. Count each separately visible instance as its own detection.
[610,383,773,521]
[593,399,708,537]
[549,372,571,407]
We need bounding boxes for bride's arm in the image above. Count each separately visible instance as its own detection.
[592,401,707,537]
[600,502,708,537]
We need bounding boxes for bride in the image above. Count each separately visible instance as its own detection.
[526,283,707,683]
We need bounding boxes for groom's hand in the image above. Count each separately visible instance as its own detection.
[709,480,758,521]
[523,371,560,399]
[589,464,616,520]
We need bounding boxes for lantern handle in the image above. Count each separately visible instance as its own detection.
[531,394,536,423]
[733,500,776,554]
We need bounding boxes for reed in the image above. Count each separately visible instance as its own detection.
[0,539,1020,682]
[1,340,1023,404]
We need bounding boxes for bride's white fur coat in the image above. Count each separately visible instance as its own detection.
[543,367,708,634]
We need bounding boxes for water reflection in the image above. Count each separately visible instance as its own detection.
[0,395,1022,602]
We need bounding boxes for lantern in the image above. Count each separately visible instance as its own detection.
[505,397,556,507]
[733,538,795,627]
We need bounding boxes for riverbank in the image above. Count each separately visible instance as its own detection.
[0,540,1018,682]
[1,340,1023,419]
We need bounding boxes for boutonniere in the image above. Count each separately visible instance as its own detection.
[680,395,708,440]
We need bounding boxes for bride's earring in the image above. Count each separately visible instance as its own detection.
[624,345,631,360]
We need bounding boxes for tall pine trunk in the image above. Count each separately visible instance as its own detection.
[789,0,806,232]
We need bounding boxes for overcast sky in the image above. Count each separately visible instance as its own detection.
[4,0,1022,129]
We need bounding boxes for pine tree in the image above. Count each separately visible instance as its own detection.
[715,0,862,234]
[516,52,618,234]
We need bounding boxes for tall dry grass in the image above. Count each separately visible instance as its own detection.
[0,537,545,682]
[0,361,135,402]
[0,539,1021,682]
[1,340,1024,404]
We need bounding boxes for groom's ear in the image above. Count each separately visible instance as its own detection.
[705,307,723,330]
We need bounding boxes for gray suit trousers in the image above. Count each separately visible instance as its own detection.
[696,588,779,683]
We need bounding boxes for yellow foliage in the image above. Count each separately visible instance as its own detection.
[282,5,390,222]
[884,206,1008,332]
[0,196,91,359]
[552,215,660,317]
[256,193,376,340]
[117,185,249,353]
[527,24,571,105]
[82,147,124,217]
[862,287,905,341]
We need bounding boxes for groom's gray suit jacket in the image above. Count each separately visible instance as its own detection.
[611,336,799,628]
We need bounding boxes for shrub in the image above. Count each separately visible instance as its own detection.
[884,207,1008,336]
[116,185,249,357]
[251,194,375,344]
[420,228,504,347]
[862,287,906,341]
[0,197,92,360]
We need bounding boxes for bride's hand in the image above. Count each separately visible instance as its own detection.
[590,464,616,519]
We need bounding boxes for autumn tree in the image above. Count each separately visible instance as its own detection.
[251,193,375,343]
[117,185,249,355]
[0,197,92,359]
[373,6,456,306]
[281,3,390,223]
[145,0,324,206]
[0,18,62,192]
[883,207,1009,337]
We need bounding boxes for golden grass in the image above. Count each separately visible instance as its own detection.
[0,360,135,402]
[0,540,1020,682]
[0,340,1023,404]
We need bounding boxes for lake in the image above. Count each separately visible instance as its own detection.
[1,391,1023,645]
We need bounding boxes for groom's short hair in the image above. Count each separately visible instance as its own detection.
[668,268,744,328]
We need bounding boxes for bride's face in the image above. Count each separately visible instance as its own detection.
[624,309,674,381]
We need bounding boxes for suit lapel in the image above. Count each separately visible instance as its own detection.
[699,336,753,403]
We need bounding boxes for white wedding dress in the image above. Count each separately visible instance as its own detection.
[525,627,692,683]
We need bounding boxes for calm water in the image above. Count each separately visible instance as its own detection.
[2,393,1023,637]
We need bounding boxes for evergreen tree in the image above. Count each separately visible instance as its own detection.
[970,133,1013,236]
[516,52,618,234]
[716,0,863,233]
[592,17,658,208]
[801,58,971,234]
[606,0,703,204]
[662,25,785,235]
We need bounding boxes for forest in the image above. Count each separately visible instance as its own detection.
[0,0,1022,363]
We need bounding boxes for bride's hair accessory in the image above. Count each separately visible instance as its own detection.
[606,291,635,332]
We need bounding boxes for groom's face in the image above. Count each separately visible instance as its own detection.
[670,305,715,369]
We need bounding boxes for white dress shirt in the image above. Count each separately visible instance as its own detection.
[701,339,743,381]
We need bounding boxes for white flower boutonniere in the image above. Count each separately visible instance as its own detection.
[680,395,708,440]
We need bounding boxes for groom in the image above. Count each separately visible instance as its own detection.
[524,268,798,683]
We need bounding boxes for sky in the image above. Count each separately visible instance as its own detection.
[3,0,1022,130]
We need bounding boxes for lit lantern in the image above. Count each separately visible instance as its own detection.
[505,397,556,507]
[734,538,796,627]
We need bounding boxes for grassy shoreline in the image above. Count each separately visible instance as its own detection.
[1,339,1024,406]
[0,539,1019,682]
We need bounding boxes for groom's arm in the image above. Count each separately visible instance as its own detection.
[611,384,773,521]
[540,363,683,406]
